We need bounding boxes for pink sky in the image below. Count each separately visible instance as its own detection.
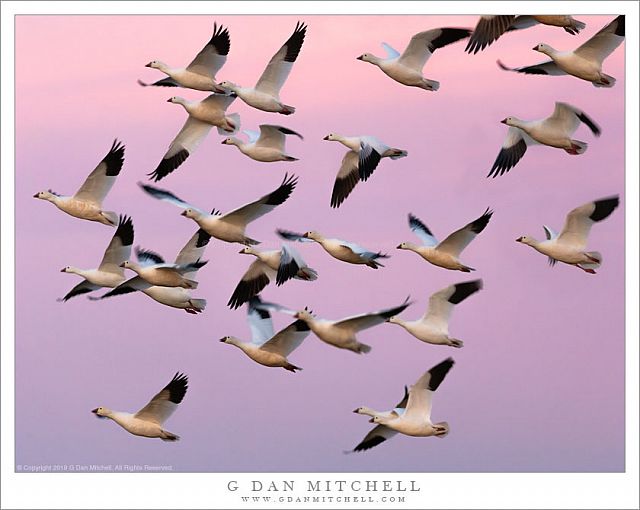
[15,15,624,472]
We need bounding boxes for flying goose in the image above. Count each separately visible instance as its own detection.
[349,386,409,453]
[138,22,230,91]
[228,244,318,310]
[59,215,134,302]
[218,22,307,114]
[357,27,471,91]
[222,124,303,162]
[369,358,454,439]
[497,16,624,88]
[387,280,483,348]
[397,210,493,272]
[94,229,212,314]
[140,174,298,245]
[148,92,240,181]
[293,297,412,354]
[119,247,208,289]
[277,229,389,269]
[516,195,619,273]
[323,133,407,207]
[34,140,125,226]
[465,15,586,54]
[92,373,188,441]
[488,102,601,178]
[220,297,310,372]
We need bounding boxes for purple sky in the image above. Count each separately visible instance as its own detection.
[15,15,625,472]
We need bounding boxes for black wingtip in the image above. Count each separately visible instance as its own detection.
[103,139,125,177]
[148,149,190,182]
[427,358,455,392]
[115,215,135,246]
[166,372,189,404]
[590,196,620,222]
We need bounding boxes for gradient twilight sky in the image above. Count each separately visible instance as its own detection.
[15,15,625,473]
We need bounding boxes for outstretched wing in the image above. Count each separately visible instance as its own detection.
[497,59,565,76]
[398,28,471,70]
[574,15,624,65]
[255,21,307,97]
[185,22,231,78]
[437,208,493,257]
[221,174,298,228]
[408,213,438,246]
[335,298,412,332]
[404,358,454,422]
[260,319,310,356]
[423,280,483,332]
[58,281,101,302]
[134,373,189,426]
[98,215,134,274]
[74,140,125,204]
[557,196,619,250]
[331,151,360,208]
[465,15,516,54]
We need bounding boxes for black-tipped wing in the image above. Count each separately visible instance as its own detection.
[134,373,189,425]
[423,280,482,329]
[408,213,438,246]
[261,318,310,356]
[186,22,230,78]
[148,118,212,181]
[331,151,360,208]
[558,195,619,248]
[137,77,179,87]
[465,15,516,54]
[404,358,454,422]
[59,281,100,302]
[228,260,274,310]
[487,127,528,178]
[255,21,307,97]
[575,15,624,65]
[335,298,413,332]
[497,59,565,76]
[437,208,493,257]
[222,174,298,228]
[398,27,471,70]
[358,143,382,181]
[136,247,165,265]
[74,140,125,204]
[98,215,134,272]
[138,182,199,211]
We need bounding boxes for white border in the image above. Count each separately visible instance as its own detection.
[1,2,638,509]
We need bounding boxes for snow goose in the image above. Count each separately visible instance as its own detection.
[227,244,318,309]
[488,102,601,178]
[397,210,493,272]
[357,27,471,91]
[140,174,298,245]
[119,247,208,289]
[34,140,125,226]
[92,373,188,441]
[220,297,310,372]
[293,297,412,354]
[370,358,454,439]
[222,124,303,162]
[59,215,134,302]
[218,22,307,114]
[387,280,482,348]
[277,229,389,268]
[349,386,409,453]
[497,16,624,88]
[138,22,230,91]
[94,229,212,313]
[516,195,619,273]
[465,15,586,54]
[148,92,239,181]
[323,133,407,207]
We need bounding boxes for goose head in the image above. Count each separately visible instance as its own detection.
[145,60,167,70]
[294,307,314,322]
[219,336,240,346]
[396,242,410,250]
[516,235,536,246]
[238,246,256,255]
[166,96,186,105]
[386,315,400,324]
[221,137,240,146]
[60,266,79,274]
[33,190,56,201]
[181,208,200,220]
[91,407,110,419]
[302,231,321,241]
[323,133,340,141]
[532,43,555,55]
[500,116,522,128]
[217,81,238,93]
[356,53,377,65]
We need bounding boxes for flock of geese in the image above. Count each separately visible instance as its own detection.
[35,15,624,452]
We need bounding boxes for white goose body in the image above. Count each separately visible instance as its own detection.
[66,267,125,288]
[222,338,291,369]
[34,140,125,227]
[389,318,451,346]
[93,373,188,441]
[179,97,237,130]
[516,196,619,273]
